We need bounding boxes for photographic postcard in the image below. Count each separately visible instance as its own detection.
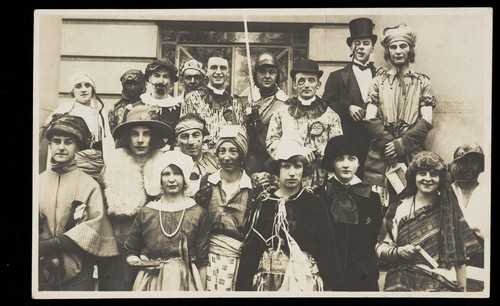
[33,7,492,299]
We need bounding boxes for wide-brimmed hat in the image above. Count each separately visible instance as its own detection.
[45,114,93,150]
[290,59,323,80]
[145,58,179,82]
[321,135,361,172]
[112,104,173,140]
[346,18,378,46]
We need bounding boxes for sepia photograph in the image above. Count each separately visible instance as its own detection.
[33,7,492,299]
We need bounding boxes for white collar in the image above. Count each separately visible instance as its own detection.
[297,95,316,106]
[207,83,226,95]
[353,59,370,67]
[140,92,180,108]
[207,169,253,189]
[251,85,289,102]
[329,172,362,186]
[146,197,196,212]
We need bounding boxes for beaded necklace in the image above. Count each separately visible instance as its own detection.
[159,209,186,238]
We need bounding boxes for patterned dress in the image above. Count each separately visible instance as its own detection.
[376,196,482,291]
[266,97,343,188]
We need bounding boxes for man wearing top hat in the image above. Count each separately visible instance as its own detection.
[238,52,289,176]
[323,18,379,177]
[266,59,343,189]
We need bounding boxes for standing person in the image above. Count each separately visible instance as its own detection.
[176,58,208,103]
[193,125,254,291]
[236,139,344,291]
[181,53,245,152]
[41,72,113,179]
[322,18,378,176]
[174,113,219,189]
[39,114,118,291]
[124,150,211,291]
[98,104,174,291]
[108,69,146,134]
[375,151,481,292]
[240,52,288,176]
[315,135,382,291]
[266,59,343,189]
[363,24,435,207]
[125,58,181,136]
[449,143,486,270]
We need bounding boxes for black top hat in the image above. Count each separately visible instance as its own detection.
[321,135,361,172]
[290,59,323,80]
[346,18,378,46]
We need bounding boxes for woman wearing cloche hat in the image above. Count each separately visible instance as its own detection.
[41,72,114,179]
[124,150,211,291]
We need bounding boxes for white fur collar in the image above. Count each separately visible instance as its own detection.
[102,148,164,217]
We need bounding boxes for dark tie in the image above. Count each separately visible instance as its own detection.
[353,61,374,71]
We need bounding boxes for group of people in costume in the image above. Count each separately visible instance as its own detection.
[38,18,486,293]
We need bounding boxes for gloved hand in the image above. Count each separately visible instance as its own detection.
[39,235,80,256]
[39,237,60,256]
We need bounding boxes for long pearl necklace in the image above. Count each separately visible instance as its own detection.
[159,208,186,238]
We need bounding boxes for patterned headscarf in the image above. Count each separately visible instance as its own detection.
[215,125,249,160]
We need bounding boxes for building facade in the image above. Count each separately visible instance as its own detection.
[35,9,491,167]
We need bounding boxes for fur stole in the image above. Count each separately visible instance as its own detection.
[102,148,163,217]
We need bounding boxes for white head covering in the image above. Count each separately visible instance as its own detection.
[69,71,96,91]
[274,138,313,161]
[149,150,196,197]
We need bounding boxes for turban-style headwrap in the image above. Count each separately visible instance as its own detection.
[69,71,96,91]
[216,125,249,160]
[381,23,417,48]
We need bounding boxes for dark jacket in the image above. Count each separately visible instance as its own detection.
[315,178,383,291]
[323,64,376,175]
[362,117,433,187]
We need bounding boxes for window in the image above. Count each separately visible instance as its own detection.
[159,21,309,97]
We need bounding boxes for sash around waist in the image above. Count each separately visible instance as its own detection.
[209,234,242,257]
